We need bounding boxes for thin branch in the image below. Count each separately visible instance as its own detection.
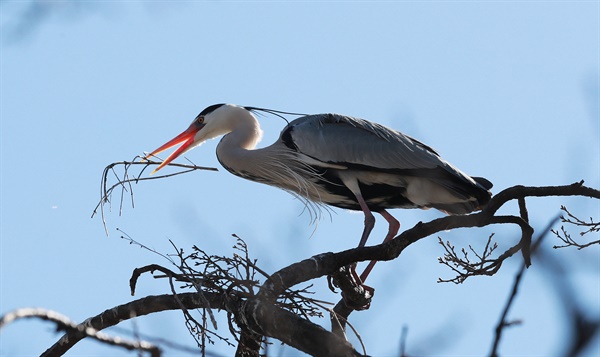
[119,229,176,265]
[560,205,600,234]
[489,216,559,356]
[1,308,161,357]
[552,225,600,249]
[552,205,600,249]
[437,234,499,284]
[167,240,219,330]
[399,325,409,357]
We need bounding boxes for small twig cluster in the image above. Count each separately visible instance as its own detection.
[91,156,218,235]
[552,205,600,249]
[437,234,499,284]
[434,193,536,285]
[129,234,326,355]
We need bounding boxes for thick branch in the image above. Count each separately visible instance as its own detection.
[42,293,225,356]
[42,290,361,357]
[255,182,598,331]
[242,298,360,357]
[1,308,161,357]
[262,182,598,296]
[483,182,600,215]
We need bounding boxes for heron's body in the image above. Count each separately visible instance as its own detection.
[213,109,491,215]
[147,103,492,294]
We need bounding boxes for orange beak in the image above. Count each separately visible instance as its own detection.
[146,123,203,174]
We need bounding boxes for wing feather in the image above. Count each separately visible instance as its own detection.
[281,113,444,170]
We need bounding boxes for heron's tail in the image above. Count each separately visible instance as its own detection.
[473,176,493,190]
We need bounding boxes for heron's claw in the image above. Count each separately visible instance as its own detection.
[327,263,374,310]
[341,285,373,311]
[327,274,338,293]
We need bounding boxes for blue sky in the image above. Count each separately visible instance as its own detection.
[1,1,599,356]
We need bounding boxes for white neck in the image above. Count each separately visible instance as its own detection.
[213,107,323,212]
[215,108,265,174]
[219,116,262,150]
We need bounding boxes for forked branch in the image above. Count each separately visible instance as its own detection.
[437,234,500,284]
[552,205,600,249]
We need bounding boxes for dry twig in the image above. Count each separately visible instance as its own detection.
[91,156,218,235]
[552,205,600,249]
[127,235,331,355]
[437,234,499,284]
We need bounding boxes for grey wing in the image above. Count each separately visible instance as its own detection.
[280,113,492,211]
[281,113,445,170]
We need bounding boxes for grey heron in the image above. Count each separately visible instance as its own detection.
[146,103,492,302]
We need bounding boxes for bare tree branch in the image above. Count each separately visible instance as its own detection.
[0,308,161,357]
[41,293,226,356]
[253,182,598,333]
[39,181,598,356]
[552,205,600,249]
[40,291,360,357]
[535,247,600,356]
[489,216,559,356]
[437,234,499,284]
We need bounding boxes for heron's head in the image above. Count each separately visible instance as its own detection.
[146,103,254,174]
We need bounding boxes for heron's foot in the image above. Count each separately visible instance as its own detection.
[328,264,374,310]
[327,263,357,293]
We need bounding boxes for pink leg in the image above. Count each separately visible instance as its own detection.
[355,193,376,248]
[344,192,376,293]
[359,209,400,282]
[334,177,392,310]
[338,175,376,249]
